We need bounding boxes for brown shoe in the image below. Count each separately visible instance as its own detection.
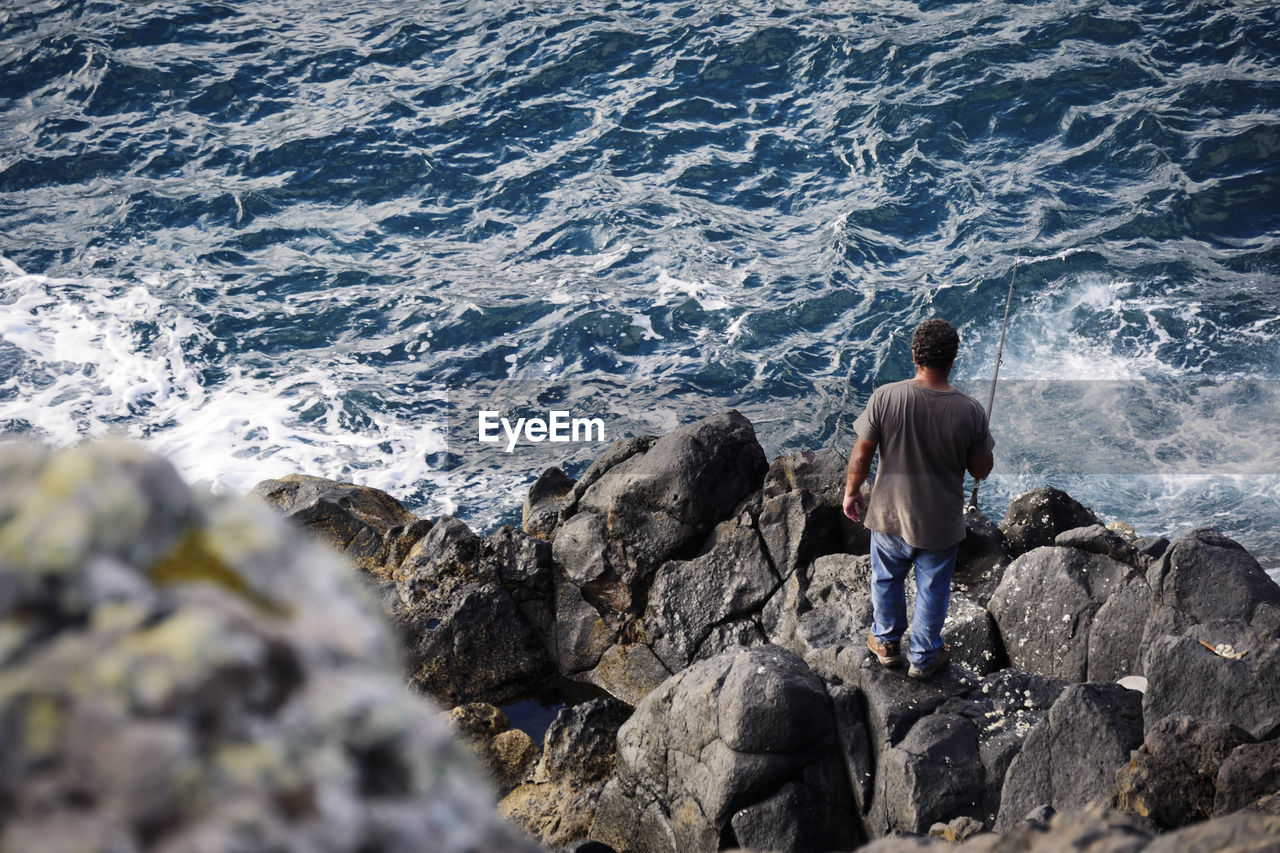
[867,632,903,667]
[908,644,951,680]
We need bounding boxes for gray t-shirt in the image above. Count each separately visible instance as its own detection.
[853,379,995,550]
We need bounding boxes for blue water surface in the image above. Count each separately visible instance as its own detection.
[2,0,1279,572]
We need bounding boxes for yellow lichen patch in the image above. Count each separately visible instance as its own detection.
[148,530,284,616]
[22,693,66,764]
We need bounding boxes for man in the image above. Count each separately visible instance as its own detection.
[842,318,995,680]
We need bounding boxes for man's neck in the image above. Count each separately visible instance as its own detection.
[911,364,954,391]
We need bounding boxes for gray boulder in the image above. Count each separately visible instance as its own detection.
[999,487,1100,558]
[1055,523,1146,571]
[1143,527,1280,642]
[995,682,1144,831]
[0,441,538,852]
[1111,714,1254,829]
[988,546,1144,682]
[590,645,862,853]
[250,472,429,579]
[550,411,769,701]
[761,447,870,555]
[875,714,986,834]
[554,410,767,616]
[1142,630,1280,740]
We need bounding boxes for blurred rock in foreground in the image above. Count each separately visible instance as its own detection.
[0,440,539,853]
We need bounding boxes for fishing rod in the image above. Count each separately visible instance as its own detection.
[968,249,1019,511]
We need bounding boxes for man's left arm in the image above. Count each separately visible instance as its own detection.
[843,437,877,522]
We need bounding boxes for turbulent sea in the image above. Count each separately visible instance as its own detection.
[2,0,1279,577]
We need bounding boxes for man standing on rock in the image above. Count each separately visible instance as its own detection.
[842,318,995,679]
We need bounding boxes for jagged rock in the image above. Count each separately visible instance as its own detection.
[964,669,1070,827]
[955,507,1010,607]
[999,487,1100,559]
[250,472,429,579]
[761,447,869,555]
[1142,630,1280,740]
[1215,739,1280,816]
[1111,714,1253,828]
[1085,573,1152,682]
[479,525,557,657]
[643,508,778,673]
[524,466,575,540]
[551,411,769,700]
[1054,523,1145,571]
[554,411,767,614]
[590,645,863,853]
[1143,527,1280,643]
[995,683,1144,831]
[394,517,552,706]
[876,713,986,834]
[756,487,838,581]
[987,546,1142,682]
[0,441,538,852]
[500,697,631,849]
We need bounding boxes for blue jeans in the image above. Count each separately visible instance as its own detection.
[869,530,958,667]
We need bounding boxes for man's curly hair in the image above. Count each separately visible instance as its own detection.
[911,318,959,370]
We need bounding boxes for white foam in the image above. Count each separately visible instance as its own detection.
[654,270,732,311]
[0,259,452,516]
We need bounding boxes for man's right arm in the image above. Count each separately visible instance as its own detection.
[843,436,877,522]
[968,451,994,480]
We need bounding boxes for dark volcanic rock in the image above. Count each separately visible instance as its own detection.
[1215,738,1280,816]
[1055,523,1146,571]
[987,545,1144,682]
[1143,527,1280,640]
[395,517,552,706]
[999,487,1100,559]
[1142,631,1280,740]
[590,645,862,853]
[1111,714,1254,829]
[250,472,429,579]
[762,447,870,555]
[995,682,1144,831]
[550,411,769,701]
[643,507,778,673]
[876,713,986,834]
[955,506,1011,607]
[0,442,538,853]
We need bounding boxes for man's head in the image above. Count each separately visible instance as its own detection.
[911,318,959,371]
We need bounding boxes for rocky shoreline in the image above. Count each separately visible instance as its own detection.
[2,411,1278,851]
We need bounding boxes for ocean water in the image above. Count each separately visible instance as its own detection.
[2,0,1279,578]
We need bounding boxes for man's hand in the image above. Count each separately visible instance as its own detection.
[844,436,877,523]
[843,490,866,523]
